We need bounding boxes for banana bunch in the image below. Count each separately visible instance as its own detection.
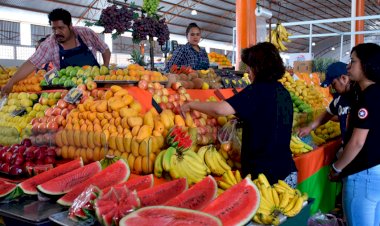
[198,145,231,176]
[216,170,242,191]
[310,130,326,145]
[314,121,341,141]
[268,23,291,52]
[252,174,308,225]
[154,147,208,185]
[290,135,313,156]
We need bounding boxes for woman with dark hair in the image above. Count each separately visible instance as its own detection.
[164,23,209,72]
[181,42,297,187]
[329,43,380,226]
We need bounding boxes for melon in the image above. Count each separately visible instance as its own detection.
[202,177,260,226]
[68,185,101,221]
[19,158,83,195]
[37,161,102,196]
[165,175,217,210]
[137,178,187,207]
[95,186,140,226]
[0,180,21,201]
[57,159,130,206]
[119,206,222,226]
[102,174,153,195]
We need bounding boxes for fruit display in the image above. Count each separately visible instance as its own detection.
[199,145,231,176]
[215,169,242,193]
[131,16,170,45]
[168,68,222,89]
[0,140,56,176]
[269,23,291,52]
[252,174,308,225]
[95,64,168,82]
[290,135,313,156]
[208,52,232,67]
[12,70,44,92]
[97,5,134,35]
[311,121,341,144]
[0,66,17,87]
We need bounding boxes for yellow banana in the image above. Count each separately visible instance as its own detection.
[222,173,235,186]
[311,130,326,145]
[284,195,304,217]
[182,156,208,177]
[258,173,271,188]
[227,170,238,184]
[272,187,280,207]
[162,147,176,172]
[290,142,304,149]
[178,159,204,185]
[301,192,309,201]
[197,145,210,161]
[283,196,299,213]
[277,180,294,193]
[253,214,263,224]
[235,170,242,183]
[259,184,274,206]
[279,191,291,210]
[217,180,232,190]
[273,183,286,194]
[205,149,225,176]
[212,147,231,172]
[217,188,224,196]
[182,151,208,174]
[168,155,181,179]
[154,150,165,178]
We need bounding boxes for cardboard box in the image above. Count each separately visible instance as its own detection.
[293,60,313,74]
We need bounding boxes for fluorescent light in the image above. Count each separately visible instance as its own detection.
[312,42,316,46]
[104,33,113,52]
[191,10,197,15]
[345,51,350,55]
[331,47,335,51]
[20,22,31,46]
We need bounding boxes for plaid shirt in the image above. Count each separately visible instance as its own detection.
[29,26,109,70]
[165,42,209,72]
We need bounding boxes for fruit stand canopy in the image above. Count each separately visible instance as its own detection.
[0,0,379,55]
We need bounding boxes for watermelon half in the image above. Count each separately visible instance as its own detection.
[19,158,84,195]
[165,175,217,210]
[102,174,154,195]
[95,186,140,226]
[202,177,260,226]
[137,178,187,207]
[119,206,222,226]
[57,159,130,206]
[37,161,102,196]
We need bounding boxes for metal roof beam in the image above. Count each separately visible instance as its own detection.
[290,30,380,39]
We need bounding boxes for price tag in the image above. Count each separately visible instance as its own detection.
[152,98,162,114]
[64,88,83,104]
[43,68,60,85]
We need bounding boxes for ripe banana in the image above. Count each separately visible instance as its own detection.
[162,147,176,171]
[217,180,232,190]
[260,213,280,225]
[168,155,181,179]
[204,147,225,176]
[182,154,208,177]
[227,170,237,184]
[279,191,291,210]
[311,130,326,145]
[177,158,204,185]
[284,195,304,217]
[283,195,299,213]
[221,173,235,186]
[214,149,231,172]
[154,150,165,178]
[258,173,271,188]
[235,170,242,183]
[197,145,210,161]
[272,187,280,207]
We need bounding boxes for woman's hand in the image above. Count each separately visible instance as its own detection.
[180,102,192,118]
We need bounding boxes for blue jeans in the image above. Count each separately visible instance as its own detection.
[342,164,380,226]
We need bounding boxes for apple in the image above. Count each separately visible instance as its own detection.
[24,148,35,160]
[3,152,13,163]
[171,82,182,90]
[168,95,175,103]
[161,96,168,103]
[34,149,46,161]
[153,94,161,104]
[155,89,163,96]
[37,123,47,134]
[90,89,98,98]
[56,99,68,109]
[178,86,187,94]
[166,102,174,110]
[60,90,69,99]
[14,146,26,155]
[1,163,10,173]
[44,156,55,164]
[32,123,40,135]
[53,115,64,125]
[30,118,38,125]
[138,80,148,90]
[147,88,155,94]
[86,81,97,91]
[173,105,181,115]
[11,153,24,166]
[67,104,75,111]
[194,118,200,127]
[45,108,53,117]
[39,97,48,106]
[60,108,69,118]
[21,138,32,147]
[158,103,167,110]
[51,107,62,116]
[179,94,187,102]
[153,82,162,90]
[184,93,191,101]
[38,117,47,123]
[173,93,180,101]
[77,84,87,92]
[47,121,59,132]
[35,135,45,145]
[46,147,56,157]
[9,165,24,176]
[162,88,169,96]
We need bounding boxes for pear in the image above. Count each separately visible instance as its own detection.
[100,66,109,75]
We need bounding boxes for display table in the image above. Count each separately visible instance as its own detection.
[294,139,342,214]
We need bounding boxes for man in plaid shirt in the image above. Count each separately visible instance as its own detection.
[2,8,110,94]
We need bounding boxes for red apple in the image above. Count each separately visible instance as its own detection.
[34,149,46,161]
[37,123,47,134]
[24,148,35,160]
[47,121,59,132]
[158,103,167,110]
[60,90,69,99]
[173,93,180,101]
[77,84,87,92]
[3,152,13,163]
[44,156,55,164]
[168,95,175,103]
[171,82,182,90]
[67,104,75,111]
[45,108,53,117]
[60,108,69,118]
[21,138,32,147]
[155,89,163,96]
[147,88,155,94]
[51,107,62,116]
[32,123,40,135]
[138,80,148,90]
[53,115,64,125]
[90,89,98,98]
[46,147,56,157]
[11,153,24,166]
[178,86,187,94]
[39,97,48,106]
[1,163,10,173]
[9,165,24,175]
[56,99,68,109]
[153,82,162,90]
[30,118,38,125]
[166,102,174,110]
[162,88,169,96]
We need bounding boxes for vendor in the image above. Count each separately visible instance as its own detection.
[35,35,53,71]
[1,8,111,94]
[164,23,209,72]
[181,42,297,187]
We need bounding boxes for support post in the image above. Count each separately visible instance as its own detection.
[355,0,365,45]
[309,24,313,56]
[340,35,344,61]
[351,0,356,49]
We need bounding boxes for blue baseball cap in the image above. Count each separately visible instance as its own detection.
[321,62,348,87]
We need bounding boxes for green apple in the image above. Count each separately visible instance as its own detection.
[30,93,38,101]
[54,92,61,99]
[52,77,60,85]
[40,79,48,86]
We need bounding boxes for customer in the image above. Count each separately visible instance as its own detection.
[165,23,209,72]
[181,42,297,187]
[298,62,352,143]
[1,8,111,94]
[329,43,380,226]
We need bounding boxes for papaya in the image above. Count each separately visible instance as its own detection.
[108,134,117,150]
[161,113,172,129]
[110,85,123,93]
[94,131,102,147]
[73,130,82,147]
[96,100,107,113]
[128,116,143,128]
[55,130,63,147]
[142,156,150,174]
[134,156,143,175]
[115,134,125,152]
[108,97,127,111]
[154,120,165,133]
[80,131,88,148]
[138,137,151,156]
[131,137,140,157]
[174,115,185,127]
[143,111,154,127]
[136,125,153,143]
[93,147,100,161]
[121,152,129,162]
[120,108,138,118]
[185,112,195,127]
[87,131,95,149]
[131,125,141,137]
[68,146,76,159]
[66,129,75,146]
[113,89,128,97]
[99,147,106,159]
[121,117,130,129]
[127,153,136,172]
[153,130,162,137]
[86,148,94,162]
[130,101,142,112]
[61,146,68,159]
[122,94,134,105]
[100,131,110,147]
[123,134,132,153]
[155,135,165,148]
[151,136,158,154]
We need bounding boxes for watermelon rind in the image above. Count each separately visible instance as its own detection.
[165,175,217,210]
[57,159,130,206]
[37,161,102,196]
[19,158,84,195]
[119,206,223,226]
[0,181,18,198]
[102,174,154,195]
[0,186,24,202]
[137,178,188,207]
[202,177,260,226]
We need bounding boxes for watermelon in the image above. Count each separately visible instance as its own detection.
[57,159,130,206]
[19,158,83,195]
[119,206,222,226]
[37,161,102,196]
[0,180,17,198]
[167,126,193,152]
[137,178,187,207]
[95,186,140,226]
[102,174,153,195]
[202,177,260,226]
[68,185,101,221]
[165,175,217,210]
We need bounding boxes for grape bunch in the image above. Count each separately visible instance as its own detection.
[132,16,170,45]
[98,5,134,34]
[142,0,160,16]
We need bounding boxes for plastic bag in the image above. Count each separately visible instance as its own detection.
[307,211,344,226]
[218,119,241,163]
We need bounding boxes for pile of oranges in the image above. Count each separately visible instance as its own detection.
[12,70,45,92]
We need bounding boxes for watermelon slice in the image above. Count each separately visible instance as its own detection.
[137,178,187,207]
[202,177,260,226]
[165,175,217,210]
[68,185,101,221]
[57,159,130,206]
[119,206,222,226]
[37,161,102,196]
[95,186,140,226]
[102,174,153,195]
[19,158,83,195]
[0,180,17,198]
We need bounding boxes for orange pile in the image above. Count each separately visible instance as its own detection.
[13,70,45,92]
[208,52,232,67]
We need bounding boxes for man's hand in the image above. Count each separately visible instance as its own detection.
[180,102,192,118]
[1,81,14,96]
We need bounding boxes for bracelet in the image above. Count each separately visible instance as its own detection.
[332,163,342,173]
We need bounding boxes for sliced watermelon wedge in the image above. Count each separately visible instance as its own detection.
[57,159,130,206]
[137,178,187,207]
[19,158,83,195]
[102,174,153,195]
[202,177,260,226]
[119,206,222,226]
[0,180,18,198]
[37,161,102,196]
[165,175,217,210]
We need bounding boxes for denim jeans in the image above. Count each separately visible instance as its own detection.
[342,164,380,226]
